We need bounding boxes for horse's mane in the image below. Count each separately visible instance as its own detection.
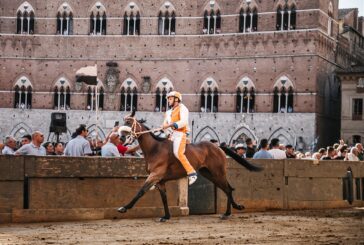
[138,119,167,142]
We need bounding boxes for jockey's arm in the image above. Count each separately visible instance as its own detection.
[171,105,189,129]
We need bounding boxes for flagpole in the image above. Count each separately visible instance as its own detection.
[95,83,99,141]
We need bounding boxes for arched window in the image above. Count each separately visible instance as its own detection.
[54,78,71,110]
[200,78,219,113]
[13,76,33,109]
[236,77,256,113]
[239,9,245,33]
[86,81,104,110]
[57,3,73,35]
[276,3,296,31]
[155,78,173,112]
[120,78,138,112]
[273,76,294,113]
[123,2,141,35]
[203,3,221,35]
[16,2,35,34]
[90,2,106,35]
[158,2,176,35]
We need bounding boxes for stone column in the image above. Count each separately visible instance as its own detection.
[207,16,211,34]
[243,14,246,33]
[127,17,130,35]
[250,13,253,32]
[133,17,136,35]
[247,93,251,113]
[281,11,284,31]
[93,16,97,35]
[288,11,291,30]
[213,15,217,34]
[99,16,103,34]
[277,93,281,113]
[27,17,30,34]
[58,91,61,110]
[20,16,24,33]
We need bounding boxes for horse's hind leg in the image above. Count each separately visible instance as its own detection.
[199,168,244,219]
[156,182,170,222]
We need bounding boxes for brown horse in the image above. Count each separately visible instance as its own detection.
[117,112,263,221]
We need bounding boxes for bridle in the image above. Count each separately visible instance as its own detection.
[124,116,163,143]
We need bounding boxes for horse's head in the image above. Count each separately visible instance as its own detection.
[122,111,145,145]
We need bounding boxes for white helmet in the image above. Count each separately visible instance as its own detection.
[166,91,182,102]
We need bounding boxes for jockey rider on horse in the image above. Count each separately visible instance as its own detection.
[162,91,198,185]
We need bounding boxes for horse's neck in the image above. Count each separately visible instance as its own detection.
[136,126,160,156]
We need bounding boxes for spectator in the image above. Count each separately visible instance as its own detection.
[101,132,121,157]
[2,136,17,155]
[355,143,363,161]
[20,134,31,146]
[285,145,296,159]
[253,139,273,159]
[305,152,312,158]
[245,138,256,158]
[0,143,4,154]
[321,146,335,160]
[117,136,140,156]
[43,142,55,155]
[334,147,348,160]
[347,147,360,161]
[64,124,92,157]
[235,144,246,158]
[311,152,321,160]
[15,131,46,156]
[54,142,64,155]
[268,138,286,159]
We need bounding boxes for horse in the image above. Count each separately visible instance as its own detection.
[117,111,263,221]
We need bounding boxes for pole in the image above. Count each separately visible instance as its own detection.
[95,84,99,140]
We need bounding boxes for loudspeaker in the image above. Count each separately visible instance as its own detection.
[50,112,67,133]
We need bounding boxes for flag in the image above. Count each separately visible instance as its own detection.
[75,65,97,85]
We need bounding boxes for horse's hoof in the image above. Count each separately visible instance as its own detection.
[220,214,231,220]
[156,217,169,222]
[233,204,245,211]
[117,207,127,213]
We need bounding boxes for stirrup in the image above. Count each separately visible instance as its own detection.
[188,173,198,185]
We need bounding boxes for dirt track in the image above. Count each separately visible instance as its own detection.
[0,209,363,244]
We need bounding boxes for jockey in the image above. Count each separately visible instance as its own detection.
[162,91,198,185]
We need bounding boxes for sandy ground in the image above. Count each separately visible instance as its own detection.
[0,209,363,245]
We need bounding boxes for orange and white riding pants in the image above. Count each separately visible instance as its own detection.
[171,131,195,175]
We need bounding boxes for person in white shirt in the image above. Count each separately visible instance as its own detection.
[2,136,17,155]
[268,138,287,159]
[101,132,121,157]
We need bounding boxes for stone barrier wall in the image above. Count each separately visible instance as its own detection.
[0,156,363,223]
[216,159,364,213]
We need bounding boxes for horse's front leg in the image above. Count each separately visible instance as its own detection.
[156,182,170,222]
[117,172,161,213]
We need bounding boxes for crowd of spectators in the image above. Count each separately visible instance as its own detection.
[1,126,363,162]
[0,124,139,158]
[223,137,364,161]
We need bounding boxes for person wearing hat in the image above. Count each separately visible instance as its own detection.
[235,143,246,158]
[162,91,198,185]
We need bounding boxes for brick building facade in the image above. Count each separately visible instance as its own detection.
[0,0,361,149]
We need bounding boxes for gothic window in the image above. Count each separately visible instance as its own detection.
[120,79,138,112]
[86,81,104,110]
[16,2,35,34]
[158,2,176,35]
[239,7,258,33]
[54,78,71,110]
[56,3,73,35]
[276,3,296,31]
[203,8,221,35]
[13,76,33,109]
[123,2,141,35]
[273,76,294,113]
[90,2,107,35]
[155,78,173,112]
[200,78,219,113]
[236,77,255,113]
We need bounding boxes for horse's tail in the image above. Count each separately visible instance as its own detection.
[219,145,263,172]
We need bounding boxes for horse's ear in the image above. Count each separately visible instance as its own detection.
[130,110,136,118]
